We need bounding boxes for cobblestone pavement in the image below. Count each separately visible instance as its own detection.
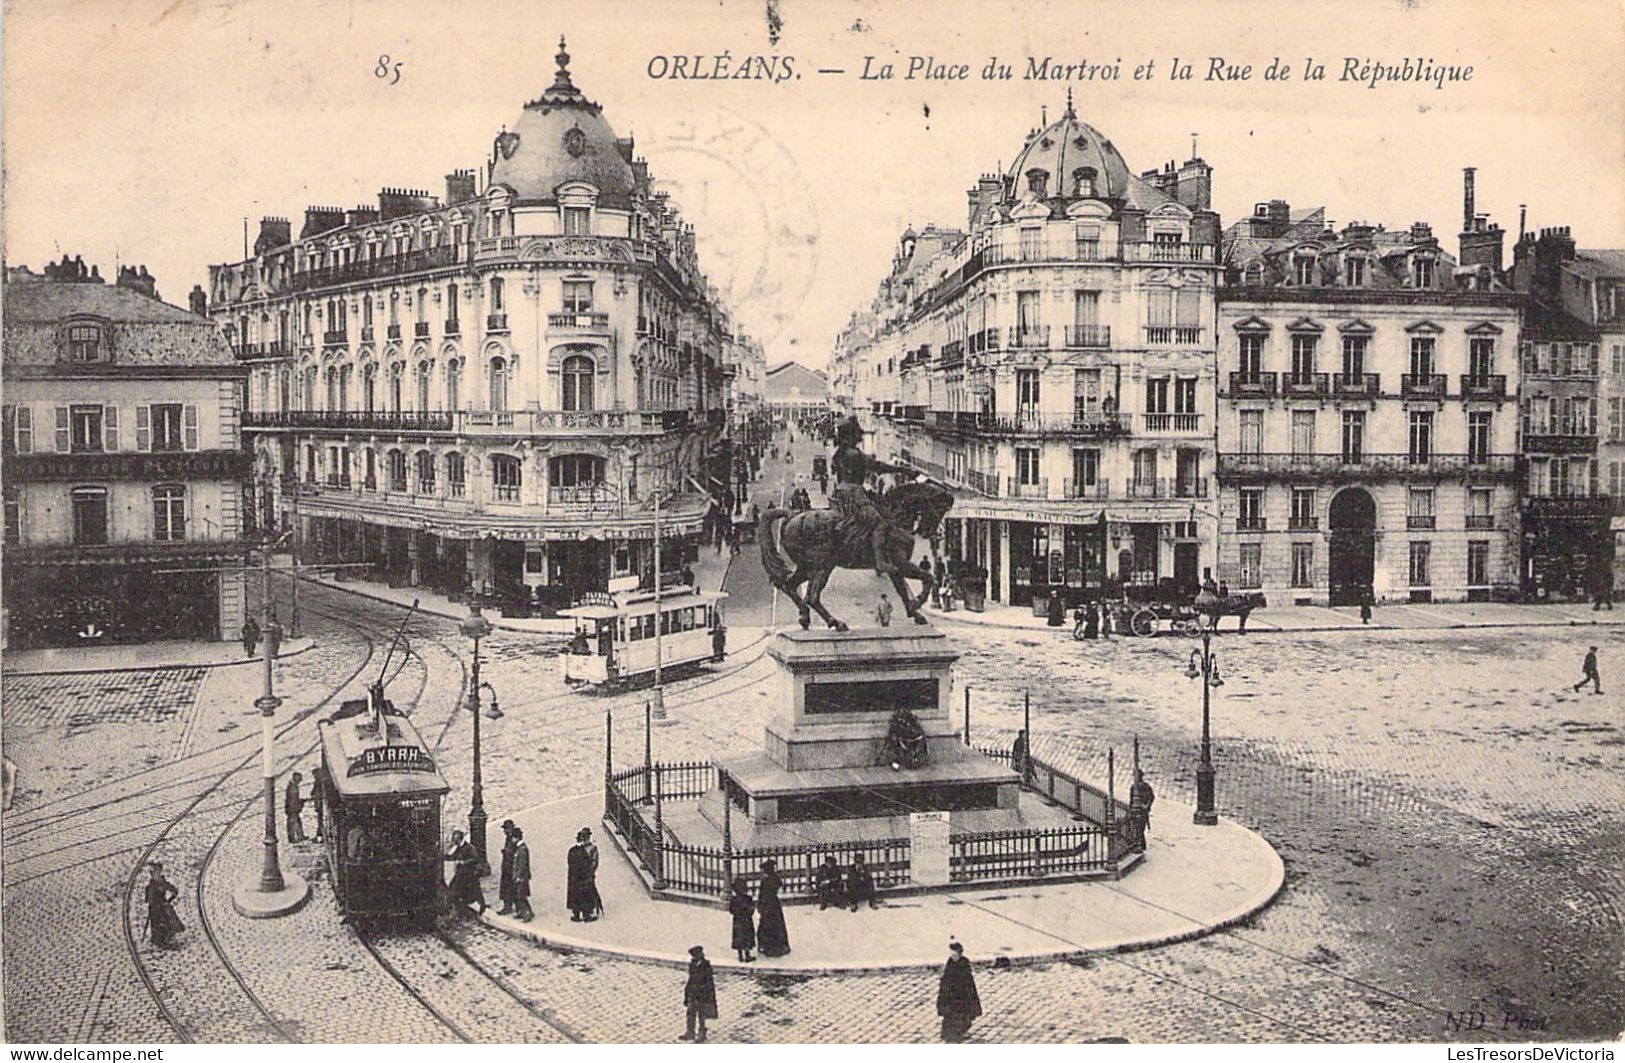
[6,562,1623,1042]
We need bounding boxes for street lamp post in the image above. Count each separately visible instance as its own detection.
[461,596,495,867]
[1185,628,1223,826]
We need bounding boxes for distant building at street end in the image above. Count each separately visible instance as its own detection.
[1217,185,1523,605]
[764,360,828,420]
[1509,230,1622,599]
[2,259,250,649]
[204,39,742,615]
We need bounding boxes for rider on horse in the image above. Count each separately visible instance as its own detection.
[830,415,915,575]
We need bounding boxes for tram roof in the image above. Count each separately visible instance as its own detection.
[319,704,451,798]
[559,588,728,619]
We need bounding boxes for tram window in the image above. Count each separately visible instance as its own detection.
[682,608,695,631]
[617,619,627,642]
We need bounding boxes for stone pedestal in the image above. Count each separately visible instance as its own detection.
[710,628,1019,827]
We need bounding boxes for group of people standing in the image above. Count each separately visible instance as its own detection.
[441,821,603,925]
[725,859,790,962]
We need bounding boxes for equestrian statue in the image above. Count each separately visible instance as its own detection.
[760,416,955,631]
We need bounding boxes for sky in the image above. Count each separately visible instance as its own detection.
[5,0,1624,371]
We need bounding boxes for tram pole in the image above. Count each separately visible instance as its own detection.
[652,487,669,723]
[233,534,308,918]
[462,598,494,868]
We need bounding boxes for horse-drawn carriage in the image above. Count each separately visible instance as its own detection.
[1079,582,1268,638]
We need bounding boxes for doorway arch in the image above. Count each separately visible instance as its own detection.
[1328,486,1376,605]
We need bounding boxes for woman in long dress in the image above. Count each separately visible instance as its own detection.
[756,859,791,957]
[728,876,756,962]
[936,941,982,1042]
[566,827,603,922]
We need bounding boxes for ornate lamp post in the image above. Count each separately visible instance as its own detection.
[460,595,498,867]
[1184,628,1224,826]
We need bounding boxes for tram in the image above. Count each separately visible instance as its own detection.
[318,684,450,923]
[559,586,729,687]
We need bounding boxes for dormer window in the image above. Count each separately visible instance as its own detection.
[1025,168,1049,197]
[1293,255,1316,286]
[1244,263,1265,286]
[68,324,103,362]
[563,206,591,236]
[1344,257,1367,287]
[1413,257,1435,288]
[1072,167,1097,197]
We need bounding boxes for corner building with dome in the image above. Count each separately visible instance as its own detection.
[842,99,1222,608]
[206,41,741,610]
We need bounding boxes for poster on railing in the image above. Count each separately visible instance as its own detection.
[910,811,951,887]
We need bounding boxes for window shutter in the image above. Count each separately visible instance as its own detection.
[55,407,70,452]
[104,406,119,451]
[184,404,199,450]
[136,406,150,451]
[17,407,32,453]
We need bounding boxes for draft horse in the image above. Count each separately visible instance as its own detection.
[759,480,955,631]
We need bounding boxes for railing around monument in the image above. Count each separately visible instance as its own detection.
[605,752,1135,901]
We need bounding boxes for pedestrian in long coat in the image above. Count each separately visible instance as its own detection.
[284,772,307,843]
[511,827,534,921]
[681,946,718,1042]
[443,829,487,915]
[1083,601,1100,639]
[566,827,603,921]
[1130,769,1156,840]
[936,941,982,1042]
[497,819,518,915]
[728,877,756,962]
[144,862,184,949]
[755,859,791,957]
[242,617,261,659]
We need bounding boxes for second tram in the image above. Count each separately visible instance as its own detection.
[559,586,728,687]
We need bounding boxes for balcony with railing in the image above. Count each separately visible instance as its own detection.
[360,326,376,343]
[1123,241,1215,263]
[966,328,1001,356]
[1063,325,1111,349]
[1125,477,1208,500]
[1406,514,1437,530]
[1005,476,1049,499]
[926,410,1129,439]
[245,407,694,436]
[547,483,621,511]
[548,310,611,332]
[940,339,964,366]
[246,410,455,432]
[444,318,460,337]
[1288,515,1319,530]
[1465,514,1495,529]
[1522,430,1597,454]
[1062,478,1110,500]
[1461,374,1507,399]
[1236,515,1267,531]
[487,313,509,332]
[1146,326,1205,346]
[1282,372,1329,398]
[322,329,349,347]
[1218,452,1520,481]
[1139,412,1204,434]
[386,324,402,341]
[1228,371,1278,398]
[289,244,463,292]
[1332,372,1380,397]
[414,321,431,338]
[965,469,1000,496]
[1007,325,1050,350]
[1401,373,1447,398]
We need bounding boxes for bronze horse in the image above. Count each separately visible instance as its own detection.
[760,480,955,631]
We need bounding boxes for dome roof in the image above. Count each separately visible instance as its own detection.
[1005,95,1132,202]
[488,39,636,207]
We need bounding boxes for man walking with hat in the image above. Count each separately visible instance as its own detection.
[498,819,519,916]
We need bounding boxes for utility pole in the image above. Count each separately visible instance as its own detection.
[652,484,669,722]
[232,533,308,918]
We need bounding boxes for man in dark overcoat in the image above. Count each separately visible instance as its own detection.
[681,945,718,1042]
[511,826,534,921]
[145,862,184,949]
[498,819,518,915]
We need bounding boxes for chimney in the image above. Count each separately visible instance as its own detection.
[300,206,346,239]
[1519,204,1527,242]
[1410,221,1433,242]
[1175,156,1212,211]
[346,205,380,228]
[377,187,435,221]
[254,216,292,256]
[445,169,476,205]
[1462,167,1476,233]
[116,264,158,299]
[188,284,208,317]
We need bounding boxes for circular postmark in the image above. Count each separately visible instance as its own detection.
[643,107,819,343]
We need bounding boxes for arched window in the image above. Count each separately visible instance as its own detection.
[302,367,316,411]
[548,454,606,487]
[446,451,466,497]
[489,357,508,412]
[490,454,522,501]
[325,367,338,410]
[415,450,436,493]
[416,361,432,411]
[153,484,186,541]
[362,364,376,413]
[389,364,404,412]
[386,448,407,492]
[561,354,595,411]
[338,365,351,411]
[72,486,109,545]
[445,359,461,412]
[279,368,291,411]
